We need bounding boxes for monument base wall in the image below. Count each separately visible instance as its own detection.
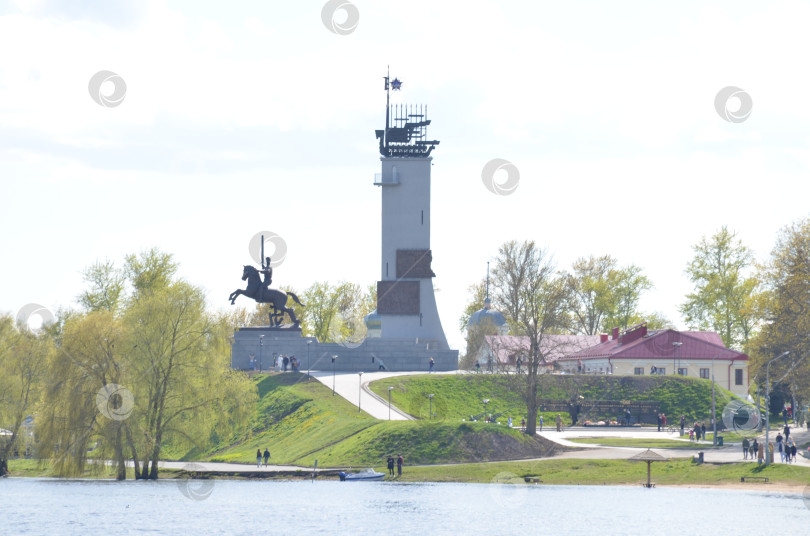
[231,326,458,372]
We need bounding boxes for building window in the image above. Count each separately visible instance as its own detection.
[634,367,644,375]
[735,369,743,386]
[700,368,710,379]
[678,368,688,376]
[651,366,666,375]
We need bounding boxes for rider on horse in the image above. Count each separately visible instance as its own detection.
[260,257,273,299]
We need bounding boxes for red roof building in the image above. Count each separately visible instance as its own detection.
[557,323,749,396]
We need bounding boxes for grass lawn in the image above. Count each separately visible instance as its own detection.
[397,457,810,487]
[368,373,741,426]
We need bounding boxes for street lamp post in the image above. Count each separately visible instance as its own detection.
[331,355,338,396]
[388,386,394,421]
[259,335,264,372]
[765,351,790,466]
[711,355,717,446]
[672,341,682,375]
[307,340,312,380]
[358,372,364,412]
[428,394,434,420]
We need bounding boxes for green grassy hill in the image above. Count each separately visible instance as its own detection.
[368,373,742,425]
[202,373,557,467]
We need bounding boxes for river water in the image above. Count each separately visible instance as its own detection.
[1,478,809,535]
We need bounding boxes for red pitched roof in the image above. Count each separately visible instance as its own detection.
[559,328,747,362]
[485,334,602,364]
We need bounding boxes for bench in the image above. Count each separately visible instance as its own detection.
[740,476,769,483]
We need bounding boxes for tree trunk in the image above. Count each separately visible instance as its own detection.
[124,425,141,479]
[114,425,126,480]
[525,373,538,435]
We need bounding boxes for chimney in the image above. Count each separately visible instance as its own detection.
[612,327,619,340]
[600,333,609,343]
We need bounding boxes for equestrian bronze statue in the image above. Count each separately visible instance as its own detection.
[229,259,304,327]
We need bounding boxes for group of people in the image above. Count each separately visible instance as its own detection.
[386,454,404,476]
[742,425,800,464]
[690,421,707,441]
[248,354,300,372]
[256,448,271,467]
[656,413,667,431]
[276,354,299,372]
[775,429,799,463]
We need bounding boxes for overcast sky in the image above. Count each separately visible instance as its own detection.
[2,0,809,352]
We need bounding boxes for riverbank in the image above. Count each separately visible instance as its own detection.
[8,456,810,493]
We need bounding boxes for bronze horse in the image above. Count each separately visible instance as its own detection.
[229,265,304,327]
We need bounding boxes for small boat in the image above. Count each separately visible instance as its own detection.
[338,468,386,481]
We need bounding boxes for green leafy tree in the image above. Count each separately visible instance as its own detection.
[491,240,570,435]
[565,255,652,334]
[680,226,761,349]
[749,218,810,407]
[77,260,125,313]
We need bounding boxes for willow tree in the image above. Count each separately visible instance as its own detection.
[491,241,570,435]
[36,311,131,478]
[126,280,256,479]
[0,315,51,475]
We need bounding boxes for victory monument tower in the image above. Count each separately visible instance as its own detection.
[231,72,457,372]
[373,72,451,351]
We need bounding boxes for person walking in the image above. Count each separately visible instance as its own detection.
[521,417,526,430]
[263,448,270,467]
[701,422,706,442]
[429,357,435,373]
[776,433,784,463]
[283,355,289,372]
[662,414,667,430]
[256,449,262,468]
[475,361,481,373]
[784,424,791,440]
[679,415,685,436]
[786,437,796,463]
[756,440,764,465]
[508,416,513,428]
[397,454,404,477]
[742,437,750,460]
[387,455,395,476]
[657,414,662,432]
[539,415,543,431]
[748,439,756,460]
[555,414,562,432]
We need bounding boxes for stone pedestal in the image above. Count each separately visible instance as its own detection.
[231,326,458,372]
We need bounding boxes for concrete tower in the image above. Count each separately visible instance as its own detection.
[373,72,450,351]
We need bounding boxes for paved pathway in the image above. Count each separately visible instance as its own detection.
[309,370,465,421]
[537,425,810,466]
